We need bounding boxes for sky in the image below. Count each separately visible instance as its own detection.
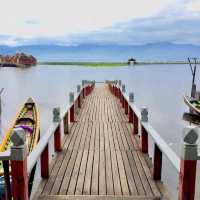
[0,0,200,46]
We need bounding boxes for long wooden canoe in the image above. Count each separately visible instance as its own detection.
[0,97,40,169]
[184,96,200,115]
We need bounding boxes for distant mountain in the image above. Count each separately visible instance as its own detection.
[0,42,200,61]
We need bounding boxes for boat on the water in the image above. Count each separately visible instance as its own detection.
[183,96,200,115]
[0,97,40,198]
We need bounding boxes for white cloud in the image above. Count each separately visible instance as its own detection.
[186,0,200,11]
[0,0,172,39]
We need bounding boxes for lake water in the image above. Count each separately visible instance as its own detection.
[0,64,199,198]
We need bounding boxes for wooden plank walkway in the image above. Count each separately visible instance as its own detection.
[35,85,163,200]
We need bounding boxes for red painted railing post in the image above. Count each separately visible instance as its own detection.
[69,92,75,123]
[152,144,162,180]
[3,160,12,200]
[63,112,69,134]
[140,108,148,153]
[141,126,148,153]
[125,100,128,115]
[178,126,198,200]
[82,80,85,99]
[77,85,81,109]
[41,144,49,178]
[54,125,62,152]
[53,107,62,152]
[133,112,138,134]
[129,107,133,123]
[129,93,134,123]
[10,128,28,200]
[122,84,126,108]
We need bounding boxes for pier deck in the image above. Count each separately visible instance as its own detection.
[34,85,162,200]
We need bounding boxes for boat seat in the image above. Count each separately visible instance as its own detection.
[16,117,35,124]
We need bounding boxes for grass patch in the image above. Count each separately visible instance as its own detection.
[39,61,127,67]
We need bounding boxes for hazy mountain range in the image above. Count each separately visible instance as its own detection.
[0,42,200,62]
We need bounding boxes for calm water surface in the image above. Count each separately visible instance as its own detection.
[0,64,199,198]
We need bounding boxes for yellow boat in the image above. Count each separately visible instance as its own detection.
[0,98,40,170]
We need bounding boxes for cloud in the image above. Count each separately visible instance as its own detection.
[0,0,199,46]
[0,0,172,39]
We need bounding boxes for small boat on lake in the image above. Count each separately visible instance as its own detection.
[0,98,40,198]
[184,96,200,115]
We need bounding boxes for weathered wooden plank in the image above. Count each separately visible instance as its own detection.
[115,150,129,195]
[99,123,106,195]
[126,151,146,195]
[75,150,89,194]
[59,123,86,194]
[110,149,122,195]
[82,149,94,195]
[131,150,153,196]
[91,110,100,195]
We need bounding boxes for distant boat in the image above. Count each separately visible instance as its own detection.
[184,96,200,115]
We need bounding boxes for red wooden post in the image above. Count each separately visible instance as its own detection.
[133,112,138,134]
[63,112,69,134]
[83,88,85,98]
[41,144,49,178]
[54,125,62,152]
[11,160,28,200]
[78,95,81,108]
[69,92,75,123]
[141,126,148,153]
[3,160,12,200]
[10,128,28,200]
[178,126,198,200]
[179,160,197,200]
[152,144,162,180]
[140,108,149,153]
[70,105,75,123]
[129,107,133,123]
[122,95,125,108]
[125,100,128,115]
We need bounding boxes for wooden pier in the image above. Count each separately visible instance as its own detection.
[0,80,199,200]
[35,85,162,200]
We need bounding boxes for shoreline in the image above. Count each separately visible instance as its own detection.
[38,61,197,67]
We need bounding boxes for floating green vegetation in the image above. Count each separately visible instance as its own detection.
[39,61,127,67]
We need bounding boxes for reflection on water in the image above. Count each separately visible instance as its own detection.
[0,64,199,198]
